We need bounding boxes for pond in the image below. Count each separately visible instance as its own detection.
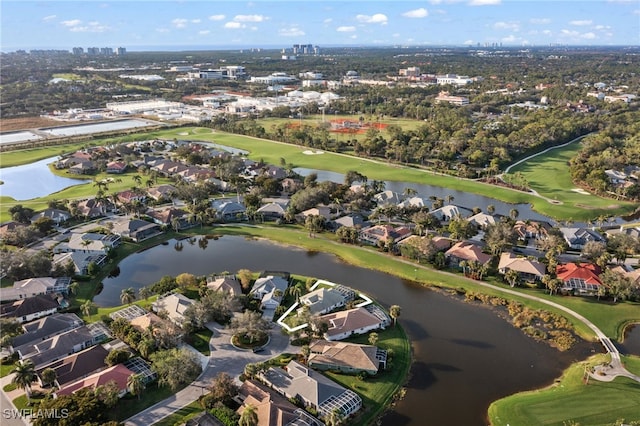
[97,235,599,426]
[0,155,90,200]
[620,324,640,355]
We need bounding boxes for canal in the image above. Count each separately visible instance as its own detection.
[96,235,599,425]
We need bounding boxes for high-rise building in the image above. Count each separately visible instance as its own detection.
[116,47,127,55]
[72,47,84,55]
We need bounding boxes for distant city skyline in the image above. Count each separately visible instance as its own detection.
[1,0,639,52]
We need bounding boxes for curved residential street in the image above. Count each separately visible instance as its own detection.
[124,321,295,426]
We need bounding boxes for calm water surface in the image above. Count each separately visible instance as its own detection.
[97,235,599,425]
[0,156,90,200]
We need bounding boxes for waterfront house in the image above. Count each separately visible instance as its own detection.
[556,262,603,295]
[308,340,386,375]
[54,232,121,256]
[109,217,162,242]
[152,293,194,325]
[206,275,243,297]
[211,199,246,221]
[250,275,289,310]
[236,379,306,426]
[298,287,347,315]
[430,205,473,223]
[260,360,362,418]
[0,277,71,302]
[106,161,127,174]
[52,251,107,275]
[497,252,546,282]
[466,212,498,229]
[513,220,550,241]
[559,227,606,250]
[318,307,388,341]
[359,224,412,246]
[331,213,368,230]
[445,241,492,267]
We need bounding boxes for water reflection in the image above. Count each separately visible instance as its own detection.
[0,156,90,200]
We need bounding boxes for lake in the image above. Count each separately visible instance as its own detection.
[96,235,599,426]
[0,156,90,200]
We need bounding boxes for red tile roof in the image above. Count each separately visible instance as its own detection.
[556,263,602,285]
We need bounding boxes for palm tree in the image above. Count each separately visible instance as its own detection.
[40,367,57,388]
[487,204,495,215]
[504,269,520,288]
[300,345,311,363]
[445,194,455,205]
[120,287,136,305]
[133,175,143,186]
[11,360,36,404]
[459,260,468,276]
[389,305,401,326]
[239,404,259,426]
[127,373,145,400]
[509,208,519,221]
[81,300,97,319]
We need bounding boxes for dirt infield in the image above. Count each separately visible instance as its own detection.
[0,116,66,132]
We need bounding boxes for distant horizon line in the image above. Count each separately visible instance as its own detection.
[3,43,639,54]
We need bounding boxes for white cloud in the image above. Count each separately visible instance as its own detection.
[199,30,210,35]
[463,39,475,45]
[191,19,201,24]
[402,8,429,18]
[569,20,593,26]
[350,35,358,39]
[324,18,333,24]
[542,30,552,35]
[69,21,110,33]
[561,29,580,37]
[337,26,356,32]
[61,19,82,27]
[356,13,388,24]
[172,18,188,29]
[502,34,518,43]
[43,15,57,22]
[493,21,519,31]
[595,25,611,30]
[581,32,597,39]
[233,14,266,22]
[279,27,305,37]
[530,18,551,25]
[469,0,501,5]
[224,22,245,29]
[209,14,225,21]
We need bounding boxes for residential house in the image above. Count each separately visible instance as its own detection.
[331,213,368,230]
[68,161,96,175]
[10,313,83,353]
[257,202,287,220]
[298,288,347,315]
[152,293,195,325]
[236,379,308,426]
[56,363,134,398]
[560,227,606,250]
[609,265,640,288]
[497,252,546,282]
[117,189,146,205]
[147,207,191,229]
[397,235,452,256]
[359,225,412,246]
[206,275,242,297]
[445,241,492,267]
[260,360,362,418]
[16,325,103,368]
[106,161,127,174]
[397,196,430,209]
[318,307,388,341]
[299,206,332,221]
[211,199,246,221]
[36,344,109,388]
[250,276,289,310]
[281,178,302,194]
[146,184,177,201]
[53,251,107,275]
[308,340,386,376]
[466,212,498,229]
[76,198,109,218]
[109,218,162,242]
[373,190,403,206]
[0,221,28,240]
[0,277,71,302]
[556,262,603,295]
[54,232,121,256]
[129,312,176,334]
[430,205,472,223]
[513,220,550,241]
[0,294,59,323]
[30,209,71,226]
[261,165,288,180]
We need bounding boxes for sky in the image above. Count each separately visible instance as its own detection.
[1,0,639,51]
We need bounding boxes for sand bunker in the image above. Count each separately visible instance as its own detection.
[303,150,324,155]
[178,132,189,136]
[571,188,591,195]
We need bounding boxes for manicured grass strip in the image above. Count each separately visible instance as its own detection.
[152,400,202,426]
[325,324,411,426]
[622,355,640,377]
[509,140,621,213]
[488,355,640,426]
[189,329,213,356]
[113,382,189,422]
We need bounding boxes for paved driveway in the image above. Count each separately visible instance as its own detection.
[124,321,295,426]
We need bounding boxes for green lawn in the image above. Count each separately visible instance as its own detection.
[488,354,640,426]
[324,325,411,426]
[188,329,213,356]
[508,140,625,220]
[113,383,190,422]
[152,401,203,426]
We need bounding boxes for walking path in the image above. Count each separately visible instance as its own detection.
[124,320,295,426]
